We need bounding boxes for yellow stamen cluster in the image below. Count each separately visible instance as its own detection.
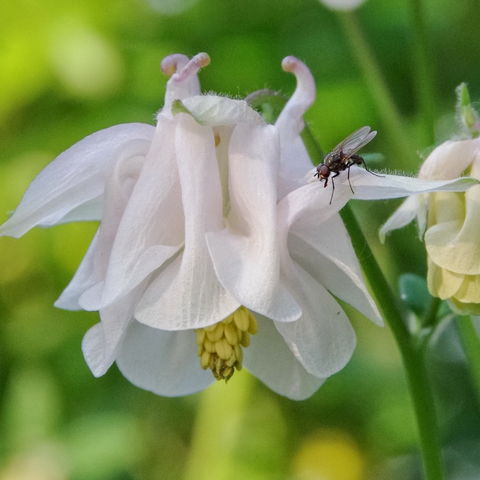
[196,307,258,381]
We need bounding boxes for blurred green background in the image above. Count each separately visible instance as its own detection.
[0,0,479,479]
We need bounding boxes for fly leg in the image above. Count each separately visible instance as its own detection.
[346,164,355,195]
[351,154,383,178]
[329,172,340,205]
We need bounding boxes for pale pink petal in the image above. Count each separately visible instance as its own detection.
[207,122,301,323]
[244,315,325,400]
[0,123,153,237]
[135,114,239,330]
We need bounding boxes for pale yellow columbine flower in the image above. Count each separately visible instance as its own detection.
[380,139,480,314]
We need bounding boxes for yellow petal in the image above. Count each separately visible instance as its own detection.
[426,186,480,275]
[448,298,480,315]
[427,259,463,299]
[453,274,480,303]
[427,191,464,226]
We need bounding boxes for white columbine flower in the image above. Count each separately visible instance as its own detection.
[380,138,480,314]
[1,53,476,400]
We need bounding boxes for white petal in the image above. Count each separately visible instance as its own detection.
[82,284,144,376]
[416,193,429,238]
[78,150,145,311]
[277,136,315,198]
[0,123,154,238]
[289,214,382,325]
[116,321,214,396]
[55,196,103,223]
[275,56,316,197]
[100,116,184,307]
[207,123,301,323]
[135,114,239,330]
[418,139,480,180]
[348,166,478,199]
[55,230,100,310]
[379,196,418,243]
[277,181,352,233]
[57,149,145,311]
[161,53,206,113]
[82,324,112,376]
[244,315,325,400]
[276,56,316,140]
[181,95,264,126]
[276,261,357,378]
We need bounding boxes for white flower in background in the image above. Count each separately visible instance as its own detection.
[0,53,476,400]
[380,139,480,314]
[318,0,366,12]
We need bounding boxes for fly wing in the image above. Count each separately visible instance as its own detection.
[338,126,377,158]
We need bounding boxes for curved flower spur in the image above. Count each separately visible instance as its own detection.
[0,53,476,400]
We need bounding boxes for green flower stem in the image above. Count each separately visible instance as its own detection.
[338,12,414,170]
[456,316,480,405]
[410,0,436,146]
[423,297,441,329]
[341,204,444,480]
[183,371,254,480]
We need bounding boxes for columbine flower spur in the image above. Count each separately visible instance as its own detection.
[1,53,476,399]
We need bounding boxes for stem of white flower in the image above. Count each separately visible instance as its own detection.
[182,371,255,480]
[456,315,480,408]
[337,12,415,170]
[341,203,445,480]
[409,0,436,146]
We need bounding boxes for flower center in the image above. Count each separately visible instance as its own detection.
[196,307,258,381]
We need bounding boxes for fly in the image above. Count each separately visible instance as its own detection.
[314,126,381,204]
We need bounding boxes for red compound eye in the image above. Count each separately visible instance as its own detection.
[317,165,330,177]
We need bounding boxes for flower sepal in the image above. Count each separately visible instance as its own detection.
[169,95,264,127]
